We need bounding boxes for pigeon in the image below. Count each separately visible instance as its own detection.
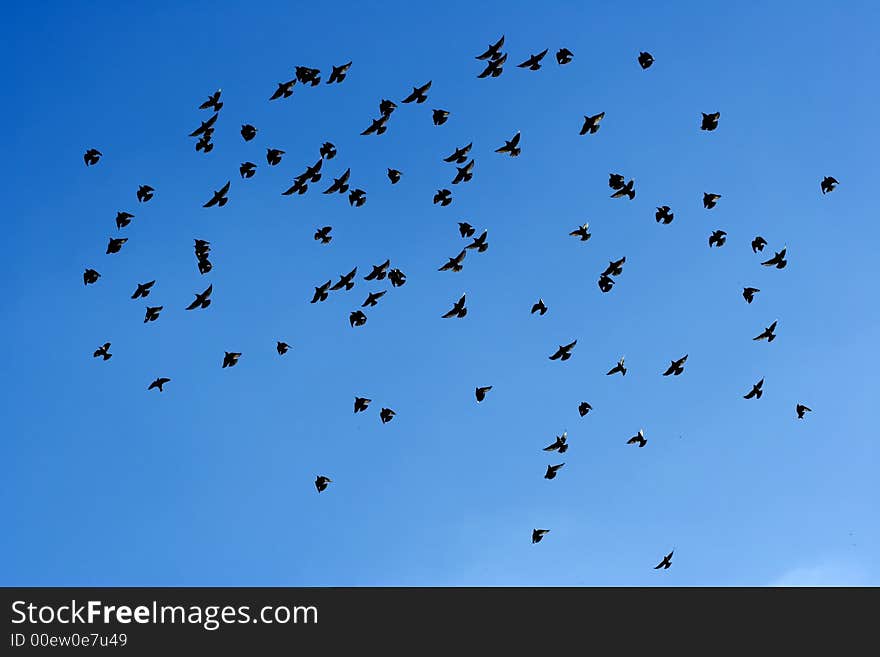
[331,267,358,291]
[796,404,812,419]
[442,294,467,318]
[475,386,493,402]
[700,112,720,131]
[821,176,838,194]
[753,320,778,342]
[531,299,547,315]
[597,274,615,293]
[607,357,627,376]
[655,206,674,224]
[361,114,389,136]
[477,53,507,78]
[610,179,635,200]
[144,306,163,323]
[349,310,367,327]
[751,236,767,253]
[388,268,407,287]
[327,61,352,84]
[466,230,489,253]
[743,287,760,304]
[199,89,222,112]
[195,133,214,153]
[761,248,788,269]
[315,476,332,493]
[378,100,397,117]
[277,341,290,355]
[295,66,321,85]
[131,281,155,299]
[543,432,568,453]
[137,185,154,202]
[354,397,371,413]
[115,211,134,229]
[93,342,112,360]
[241,124,258,141]
[266,148,284,166]
[148,377,171,392]
[83,148,102,166]
[324,168,351,194]
[189,112,218,137]
[709,230,727,248]
[654,551,674,570]
[281,177,309,196]
[314,226,333,244]
[349,189,367,207]
[703,193,721,209]
[364,260,391,281]
[532,529,550,544]
[603,257,626,277]
[320,142,337,159]
[106,237,127,254]
[270,80,296,100]
[496,131,521,157]
[627,429,647,448]
[222,352,242,368]
[433,109,450,126]
[556,47,574,65]
[743,378,764,400]
[311,280,332,303]
[387,168,402,184]
[239,162,256,179]
[401,81,432,104]
[452,159,474,184]
[544,463,565,480]
[458,222,476,238]
[569,223,591,241]
[379,407,396,424]
[186,284,212,310]
[663,355,688,376]
[549,340,577,361]
[476,35,505,60]
[362,291,386,307]
[439,249,467,272]
[579,112,605,135]
[444,143,473,164]
[578,402,593,417]
[433,188,452,206]
[518,48,549,70]
[203,181,231,208]
[638,51,654,69]
[609,173,626,190]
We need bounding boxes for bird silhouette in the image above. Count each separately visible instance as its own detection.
[311,280,332,303]
[241,124,257,141]
[362,291,386,308]
[314,226,333,244]
[442,294,467,318]
[433,188,452,206]
[189,112,218,137]
[277,341,290,355]
[433,109,450,126]
[761,248,787,269]
[477,53,507,78]
[543,432,568,453]
[387,168,402,184]
[349,310,367,327]
[609,173,626,190]
[544,463,565,479]
[496,131,521,157]
[327,61,352,84]
[115,211,134,229]
[137,185,154,202]
[549,340,577,361]
[452,159,475,184]
[580,112,605,135]
[569,223,591,241]
[821,176,839,194]
[518,49,549,70]
[379,407,396,424]
[532,529,550,544]
[663,355,688,376]
[751,236,767,253]
[203,181,231,208]
[324,168,351,194]
[610,179,635,200]
[148,377,171,392]
[378,100,397,117]
[466,230,489,253]
[709,230,727,248]
[144,306,162,323]
[106,237,127,254]
[320,142,337,159]
[361,114,389,136]
[476,35,505,60]
[439,249,467,272]
[700,112,720,131]
[444,143,473,164]
[364,260,391,281]
[295,66,321,86]
[354,397,371,413]
[349,189,367,207]
[531,299,548,316]
[578,402,593,417]
[199,89,222,112]
[315,476,332,492]
[743,287,760,304]
[388,268,407,287]
[655,206,674,224]
[458,222,476,238]
[331,267,358,291]
[401,81,432,104]
[753,320,778,342]
[556,48,574,65]
[475,386,493,402]
[627,429,647,448]
[93,342,112,361]
[638,51,654,69]
[654,550,673,570]
[597,274,615,293]
[83,148,102,166]
[744,378,764,400]
[703,192,721,209]
[270,80,296,100]
[266,148,284,166]
[607,357,627,376]
[240,162,256,179]
[185,285,212,310]
[603,257,626,277]
[796,404,812,419]
[222,352,241,368]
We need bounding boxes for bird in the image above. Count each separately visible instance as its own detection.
[475,35,505,60]
[93,342,112,360]
[638,51,654,69]
[458,222,476,238]
[531,299,547,316]
[444,143,473,164]
[115,211,134,229]
[188,112,218,137]
[654,551,674,570]
[603,257,626,277]
[579,112,605,135]
[744,378,764,400]
[607,357,627,376]
[222,352,241,368]
[452,159,474,184]
[655,206,674,224]
[532,529,550,544]
[315,476,332,493]
[796,404,812,419]
[106,237,127,254]
[199,89,222,112]
[821,176,839,194]
[549,340,577,361]
[442,294,467,318]
[495,131,521,157]
[751,236,768,253]
[239,162,256,179]
[753,320,778,342]
[320,142,337,159]
[401,81,432,104]
[569,223,591,241]
[544,463,565,480]
[186,284,212,311]
[388,268,407,287]
[295,66,321,85]
[439,249,467,272]
[610,179,635,200]
[331,267,358,291]
[379,407,396,424]
[556,48,574,65]
[349,310,367,327]
[663,355,688,376]
[475,386,493,402]
[144,306,163,323]
[311,280,332,303]
[361,114,389,136]
[195,133,214,153]
[362,291,386,308]
[761,248,788,269]
[203,181,231,208]
[466,230,489,253]
[282,177,309,196]
[266,148,284,166]
[324,168,351,194]
[433,109,450,126]
[131,280,155,299]
[609,173,626,190]
[327,61,352,84]
[364,260,391,281]
[314,226,333,244]
[517,49,549,70]
[136,185,154,202]
[433,188,452,206]
[387,168,402,184]
[578,402,593,417]
[270,80,296,100]
[627,429,647,448]
[543,432,568,453]
[597,274,615,293]
[709,230,727,248]
[354,397,371,413]
[277,341,290,355]
[703,193,721,209]
[378,100,397,117]
[241,124,257,141]
[477,53,507,78]
[700,112,721,131]
[148,377,171,392]
[743,287,760,304]
[349,189,367,207]
[83,148,102,166]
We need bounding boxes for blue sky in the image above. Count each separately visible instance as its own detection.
[1,1,877,586]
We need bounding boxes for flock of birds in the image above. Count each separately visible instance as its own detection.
[80,35,839,572]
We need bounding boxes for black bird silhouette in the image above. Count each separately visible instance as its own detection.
[452,159,475,184]
[106,237,127,254]
[663,355,688,376]
[549,340,577,361]
[349,189,367,207]
[610,179,635,200]
[137,185,154,202]
[744,378,764,400]
[277,341,290,355]
[496,131,521,157]
[195,133,214,153]
[295,66,321,85]
[388,268,407,287]
[387,168,402,184]
[477,53,507,78]
[282,176,309,196]
[442,294,467,318]
[315,476,332,493]
[144,306,163,323]
[222,352,241,368]
[569,223,591,241]
[361,114,389,136]
[364,260,391,281]
[607,357,627,376]
[532,529,550,544]
[362,291,386,308]
[475,386,492,402]
[203,181,231,208]
[199,89,222,112]
[709,230,727,248]
[439,249,467,272]
[148,377,171,392]
[821,176,838,194]
[597,274,615,293]
[543,432,568,453]
[700,112,720,131]
[131,280,155,299]
[609,173,626,190]
[476,35,505,60]
[83,148,102,166]
[186,284,212,310]
[444,143,473,164]
[742,287,760,304]
[544,463,565,480]
[603,257,626,277]
[761,248,787,269]
[654,551,673,570]
[627,429,647,448]
[324,168,351,194]
[655,206,674,224]
[638,51,654,69]
[433,109,450,126]
[331,267,358,291]
[703,192,721,209]
[354,397,371,413]
[327,61,352,84]
[311,280,332,303]
[556,48,574,65]
[379,407,396,424]
[270,80,296,100]
[300,158,325,184]
[753,320,778,342]
[266,148,284,166]
[378,99,397,117]
[241,124,257,141]
[314,226,333,244]
[433,188,452,206]
[518,48,549,70]
[320,142,337,159]
[752,236,767,253]
[580,112,605,135]
[531,299,547,316]
[401,81,432,104]
[189,112,218,137]
[458,222,476,238]
[796,404,812,419]
[93,342,112,360]
[466,230,489,253]
[115,211,134,229]
[578,402,593,417]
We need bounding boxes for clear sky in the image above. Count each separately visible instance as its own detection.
[1,1,877,586]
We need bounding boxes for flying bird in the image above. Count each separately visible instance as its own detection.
[189,112,218,137]
[186,284,212,310]
[700,112,720,131]
[349,189,366,207]
[144,306,163,323]
[148,377,171,392]
[627,429,647,448]
[663,355,688,376]
[544,463,565,480]
[320,142,337,159]
[295,66,321,85]
[761,248,788,269]
[115,211,134,229]
[315,476,332,493]
[466,230,489,253]
[743,287,760,304]
[475,386,493,402]
[753,320,778,342]
[331,267,358,291]
[378,99,397,117]
[709,230,727,248]
[433,109,450,126]
[569,223,591,241]
[452,159,474,184]
[638,51,654,69]
[222,352,241,368]
[475,35,505,60]
[239,162,256,179]
[610,179,635,200]
[203,181,231,208]
[379,407,396,424]
[743,378,764,400]
[607,357,627,376]
[549,340,577,361]
[270,80,296,100]
[531,299,547,316]
[387,168,402,184]
[241,124,257,141]
[137,185,154,202]
[580,112,605,135]
[603,257,626,277]
[401,81,432,104]
[194,132,214,153]
[349,310,367,327]
[655,206,674,224]
[83,148,102,166]
[477,53,507,78]
[439,249,467,272]
[106,237,127,254]
[131,280,155,299]
[266,148,284,166]
[517,49,549,70]
[597,274,615,293]
[609,173,626,190]
[277,341,290,355]
[362,291,386,308]
[324,168,351,194]
[361,114,389,136]
[495,131,521,157]
[199,89,222,112]
[314,226,333,244]
[388,268,407,287]
[543,432,568,453]
[93,342,112,360]
[796,404,812,419]
[354,397,371,413]
[821,176,838,194]
[654,551,674,570]
[578,402,593,417]
[458,222,476,238]
[556,48,574,65]
[442,294,467,318]
[444,143,473,164]
[751,236,767,253]
[433,188,452,206]
[703,192,721,209]
[532,529,550,544]
[364,260,391,281]
[327,61,352,84]
[311,280,332,303]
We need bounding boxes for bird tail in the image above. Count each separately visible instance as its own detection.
[103,353,112,361]
[768,334,775,342]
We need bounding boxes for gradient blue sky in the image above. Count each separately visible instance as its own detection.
[1,1,877,586]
